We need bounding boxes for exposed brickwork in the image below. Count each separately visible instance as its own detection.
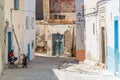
[50,0,75,13]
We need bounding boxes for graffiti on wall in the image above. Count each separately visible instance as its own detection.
[50,0,75,13]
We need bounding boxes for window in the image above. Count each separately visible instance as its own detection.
[31,17,34,29]
[31,41,34,49]
[14,0,19,10]
[26,17,29,29]
[82,5,84,17]
[110,12,112,21]
[93,23,95,35]
[59,15,65,19]
[54,15,58,19]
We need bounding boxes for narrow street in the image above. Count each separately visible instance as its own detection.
[0,0,120,79]
[1,54,119,80]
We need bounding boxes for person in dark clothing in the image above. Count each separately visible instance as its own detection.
[22,55,27,68]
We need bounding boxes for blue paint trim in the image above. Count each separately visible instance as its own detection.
[7,28,13,54]
[6,28,13,63]
[114,16,120,78]
[108,47,115,74]
[8,32,12,54]
[114,16,118,20]
[28,44,30,61]
[114,17,119,54]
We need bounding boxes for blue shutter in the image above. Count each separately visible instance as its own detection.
[14,0,19,10]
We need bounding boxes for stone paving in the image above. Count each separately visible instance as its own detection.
[0,54,120,80]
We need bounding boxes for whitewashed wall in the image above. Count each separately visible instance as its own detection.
[106,0,120,74]
[5,0,25,63]
[24,0,36,60]
[85,15,99,61]
[84,0,100,61]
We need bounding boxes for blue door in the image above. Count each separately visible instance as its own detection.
[8,32,12,59]
[28,44,30,61]
[114,16,119,75]
[52,34,63,56]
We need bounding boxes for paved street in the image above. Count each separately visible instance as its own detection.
[0,54,119,80]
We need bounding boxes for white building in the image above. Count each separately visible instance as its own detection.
[24,0,36,61]
[84,0,100,62]
[4,0,35,64]
[84,0,107,66]
[106,0,120,77]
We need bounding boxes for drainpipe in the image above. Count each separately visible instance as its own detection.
[10,9,21,64]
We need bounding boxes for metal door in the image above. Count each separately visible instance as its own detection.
[52,34,63,56]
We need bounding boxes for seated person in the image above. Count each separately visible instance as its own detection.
[8,50,17,64]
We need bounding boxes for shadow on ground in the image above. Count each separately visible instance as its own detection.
[1,55,78,80]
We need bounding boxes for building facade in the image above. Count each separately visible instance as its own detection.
[75,0,85,61]
[97,0,107,67]
[84,0,100,62]
[4,0,35,64]
[84,0,107,68]
[36,0,76,57]
[106,0,120,77]
[24,0,36,61]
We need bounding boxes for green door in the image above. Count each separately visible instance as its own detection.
[52,34,63,56]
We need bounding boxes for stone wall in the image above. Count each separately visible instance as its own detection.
[35,25,47,53]
[0,0,5,75]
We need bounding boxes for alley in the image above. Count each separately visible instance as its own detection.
[0,54,119,80]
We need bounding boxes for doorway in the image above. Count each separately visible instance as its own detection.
[114,17,119,74]
[52,34,64,56]
[28,44,30,61]
[101,27,106,63]
[8,32,12,61]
